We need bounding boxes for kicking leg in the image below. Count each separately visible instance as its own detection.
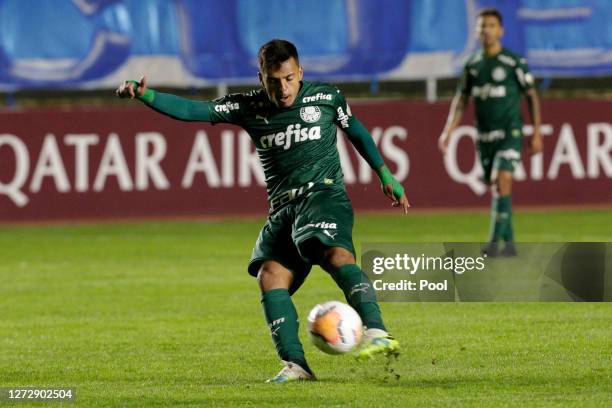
[316,245,386,331]
[304,242,399,360]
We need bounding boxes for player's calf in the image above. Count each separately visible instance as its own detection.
[313,245,391,340]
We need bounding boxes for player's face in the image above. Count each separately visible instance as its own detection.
[259,57,303,108]
[476,15,503,48]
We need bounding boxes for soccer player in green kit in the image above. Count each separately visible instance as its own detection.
[116,39,409,382]
[439,8,543,256]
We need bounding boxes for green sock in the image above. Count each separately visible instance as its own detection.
[489,195,512,243]
[502,195,514,242]
[261,289,311,373]
[332,264,386,331]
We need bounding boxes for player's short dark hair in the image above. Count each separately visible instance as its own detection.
[258,39,299,73]
[477,8,503,26]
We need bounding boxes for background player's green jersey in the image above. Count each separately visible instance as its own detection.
[207,80,354,203]
[459,48,534,132]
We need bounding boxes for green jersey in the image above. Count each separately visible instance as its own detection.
[207,80,355,202]
[459,48,534,133]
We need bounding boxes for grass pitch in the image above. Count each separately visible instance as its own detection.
[0,209,610,407]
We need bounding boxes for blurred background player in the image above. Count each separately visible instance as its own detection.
[116,39,408,383]
[438,8,543,256]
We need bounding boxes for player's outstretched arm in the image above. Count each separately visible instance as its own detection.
[438,92,469,154]
[116,76,213,122]
[344,119,410,213]
[525,88,543,156]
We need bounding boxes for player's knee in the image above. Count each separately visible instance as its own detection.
[257,261,293,292]
[320,247,355,273]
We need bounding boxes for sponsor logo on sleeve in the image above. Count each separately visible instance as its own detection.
[214,101,239,113]
[337,107,350,128]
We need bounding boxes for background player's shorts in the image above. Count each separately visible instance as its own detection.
[248,187,355,295]
[476,128,523,184]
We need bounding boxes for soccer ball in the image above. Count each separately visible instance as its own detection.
[307,301,363,354]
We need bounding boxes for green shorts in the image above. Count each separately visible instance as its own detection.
[476,128,523,184]
[248,186,355,295]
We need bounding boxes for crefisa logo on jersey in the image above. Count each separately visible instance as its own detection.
[214,101,239,113]
[259,124,321,150]
[492,67,506,82]
[300,106,321,123]
[302,93,332,103]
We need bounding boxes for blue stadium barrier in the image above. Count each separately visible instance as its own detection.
[0,0,610,89]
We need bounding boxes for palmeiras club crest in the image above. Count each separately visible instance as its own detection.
[300,106,321,123]
[492,66,507,82]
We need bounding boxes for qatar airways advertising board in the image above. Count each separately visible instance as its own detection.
[0,100,610,222]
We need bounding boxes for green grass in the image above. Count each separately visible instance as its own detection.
[0,209,610,407]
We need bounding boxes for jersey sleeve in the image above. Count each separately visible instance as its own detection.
[333,87,356,130]
[515,57,535,92]
[144,91,214,122]
[207,93,245,125]
[457,64,472,98]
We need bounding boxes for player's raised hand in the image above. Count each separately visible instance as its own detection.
[383,183,410,213]
[377,165,410,213]
[116,75,147,99]
[528,133,543,156]
[438,132,451,154]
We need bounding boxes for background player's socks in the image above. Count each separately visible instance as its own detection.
[261,289,312,374]
[332,264,386,331]
[500,195,514,243]
[488,196,501,242]
[489,195,513,243]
